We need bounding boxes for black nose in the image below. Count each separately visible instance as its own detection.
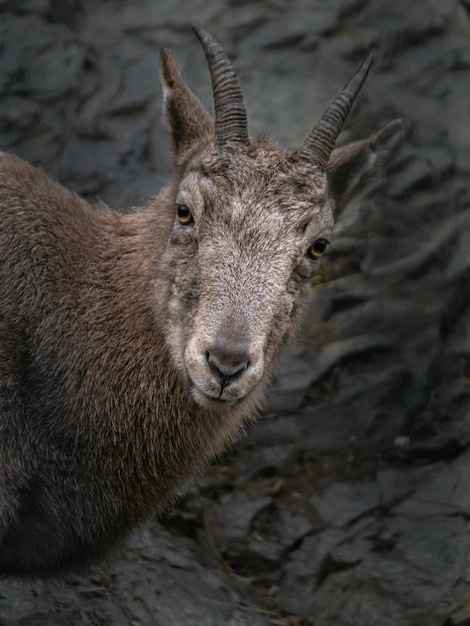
[206,350,249,386]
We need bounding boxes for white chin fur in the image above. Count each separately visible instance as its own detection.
[190,383,240,409]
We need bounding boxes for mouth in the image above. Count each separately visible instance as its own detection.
[189,380,241,409]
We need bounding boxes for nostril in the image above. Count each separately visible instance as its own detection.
[206,351,249,383]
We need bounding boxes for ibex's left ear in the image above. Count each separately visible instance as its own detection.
[327,119,407,214]
[160,48,213,158]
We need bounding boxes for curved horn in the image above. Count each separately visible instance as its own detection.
[192,24,249,148]
[299,55,373,167]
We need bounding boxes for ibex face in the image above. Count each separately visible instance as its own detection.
[160,27,405,410]
[166,144,333,408]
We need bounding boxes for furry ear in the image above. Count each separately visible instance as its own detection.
[327,119,407,214]
[160,48,213,158]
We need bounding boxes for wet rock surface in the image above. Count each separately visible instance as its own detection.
[1,0,470,624]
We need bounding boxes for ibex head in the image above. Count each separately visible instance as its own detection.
[159,26,404,411]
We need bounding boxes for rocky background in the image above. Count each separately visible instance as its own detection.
[1,0,470,624]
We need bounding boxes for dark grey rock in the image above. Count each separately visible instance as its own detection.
[326,28,371,59]
[446,609,470,625]
[0,530,270,625]
[210,493,273,548]
[3,18,84,100]
[329,536,372,568]
[315,576,416,626]
[375,468,415,505]
[243,17,306,49]
[50,0,82,24]
[266,340,329,413]
[364,209,470,280]
[275,572,318,621]
[423,145,454,178]
[234,444,299,483]
[11,130,61,166]
[273,509,313,547]
[300,405,359,453]
[303,334,393,386]
[246,414,302,447]
[73,55,122,137]
[0,0,51,14]
[109,51,157,114]
[388,157,436,198]
[444,225,470,280]
[310,481,381,527]
[101,172,169,211]
[57,136,119,194]
[394,449,470,518]
[284,529,346,578]
[0,96,39,130]
[147,114,172,174]
[230,536,284,575]
[396,516,470,586]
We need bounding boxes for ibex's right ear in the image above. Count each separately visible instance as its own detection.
[160,48,213,158]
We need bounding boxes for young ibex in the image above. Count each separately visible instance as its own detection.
[0,26,404,576]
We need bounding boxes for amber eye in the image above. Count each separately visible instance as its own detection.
[307,238,328,260]
[177,204,194,225]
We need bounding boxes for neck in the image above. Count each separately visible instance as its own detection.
[59,195,257,507]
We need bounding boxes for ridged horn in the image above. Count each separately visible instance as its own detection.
[192,24,249,148]
[299,55,374,167]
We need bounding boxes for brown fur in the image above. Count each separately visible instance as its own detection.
[0,38,405,576]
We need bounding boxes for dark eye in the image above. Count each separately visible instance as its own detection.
[307,238,328,260]
[177,204,194,226]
